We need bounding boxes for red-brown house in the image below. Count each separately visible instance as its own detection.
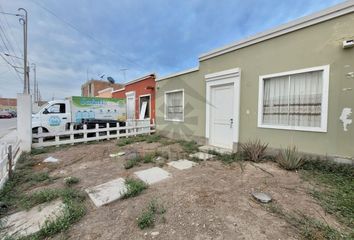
[112,74,156,122]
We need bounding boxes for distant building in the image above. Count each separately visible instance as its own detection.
[81,80,123,97]
[97,87,114,98]
[0,98,17,110]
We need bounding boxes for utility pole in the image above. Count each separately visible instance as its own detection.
[31,63,36,102]
[18,8,29,94]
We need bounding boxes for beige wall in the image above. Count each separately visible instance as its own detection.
[156,13,354,158]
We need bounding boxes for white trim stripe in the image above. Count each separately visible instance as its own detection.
[156,67,199,82]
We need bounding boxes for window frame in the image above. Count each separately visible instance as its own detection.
[164,89,184,122]
[257,65,330,132]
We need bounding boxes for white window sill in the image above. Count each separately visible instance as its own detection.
[258,124,327,133]
[164,119,184,122]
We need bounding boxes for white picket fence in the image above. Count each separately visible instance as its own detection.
[0,137,21,189]
[32,119,155,148]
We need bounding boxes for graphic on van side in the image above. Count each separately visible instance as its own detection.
[48,116,61,126]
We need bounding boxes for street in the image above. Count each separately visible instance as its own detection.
[0,118,17,138]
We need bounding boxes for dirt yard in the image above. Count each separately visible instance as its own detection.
[2,137,352,240]
[2,137,350,240]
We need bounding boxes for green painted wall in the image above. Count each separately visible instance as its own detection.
[156,13,354,158]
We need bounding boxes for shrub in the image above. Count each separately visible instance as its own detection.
[240,140,268,162]
[276,146,304,170]
[123,178,148,199]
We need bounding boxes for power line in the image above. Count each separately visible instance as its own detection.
[29,0,147,70]
[0,53,23,82]
[0,5,23,58]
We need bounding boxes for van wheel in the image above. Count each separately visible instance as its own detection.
[32,127,49,134]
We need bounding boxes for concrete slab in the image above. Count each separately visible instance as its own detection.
[189,152,215,161]
[199,145,232,154]
[43,156,59,163]
[0,200,64,238]
[109,152,125,158]
[134,167,171,185]
[167,159,197,170]
[85,178,127,207]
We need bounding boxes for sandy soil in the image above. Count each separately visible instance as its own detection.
[28,140,343,240]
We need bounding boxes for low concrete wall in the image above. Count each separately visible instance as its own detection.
[17,94,32,152]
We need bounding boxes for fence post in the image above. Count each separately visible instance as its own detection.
[83,124,88,143]
[70,124,74,145]
[38,127,43,145]
[95,124,99,141]
[106,123,110,139]
[8,145,12,179]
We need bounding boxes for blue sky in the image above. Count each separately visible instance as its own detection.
[0,0,345,100]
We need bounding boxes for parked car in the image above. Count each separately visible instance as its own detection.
[0,111,12,118]
[8,110,17,117]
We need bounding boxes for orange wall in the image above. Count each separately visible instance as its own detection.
[112,75,156,121]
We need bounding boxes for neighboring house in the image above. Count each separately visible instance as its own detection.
[0,98,17,111]
[156,1,354,159]
[81,80,123,97]
[112,74,156,122]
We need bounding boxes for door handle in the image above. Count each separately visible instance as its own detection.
[230,118,233,128]
[62,117,67,120]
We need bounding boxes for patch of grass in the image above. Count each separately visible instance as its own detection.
[20,188,86,210]
[265,203,349,239]
[64,177,80,186]
[0,152,86,239]
[123,178,148,199]
[117,138,135,146]
[0,154,54,213]
[145,134,162,143]
[124,151,169,169]
[14,189,86,240]
[240,139,268,162]
[215,152,243,164]
[137,199,166,229]
[301,159,354,230]
[177,140,199,154]
[276,146,305,170]
[124,157,142,169]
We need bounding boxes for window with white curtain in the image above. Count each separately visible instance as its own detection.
[165,90,184,121]
[258,65,329,132]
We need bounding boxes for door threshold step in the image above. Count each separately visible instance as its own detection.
[198,145,232,154]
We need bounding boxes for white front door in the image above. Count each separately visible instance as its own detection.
[126,92,135,120]
[209,83,234,149]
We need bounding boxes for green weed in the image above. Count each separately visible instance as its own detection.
[124,157,141,169]
[265,203,349,239]
[123,178,148,199]
[64,177,80,186]
[177,140,199,154]
[301,159,354,230]
[137,199,166,229]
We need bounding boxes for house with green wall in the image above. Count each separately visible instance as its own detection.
[155,1,354,160]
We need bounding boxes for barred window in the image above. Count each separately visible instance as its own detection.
[165,90,184,121]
